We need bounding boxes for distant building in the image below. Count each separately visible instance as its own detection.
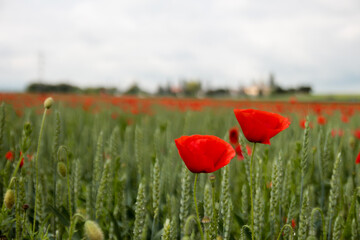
[242,82,272,97]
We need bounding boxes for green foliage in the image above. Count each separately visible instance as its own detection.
[1,99,360,239]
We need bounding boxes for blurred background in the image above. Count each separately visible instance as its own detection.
[0,0,359,98]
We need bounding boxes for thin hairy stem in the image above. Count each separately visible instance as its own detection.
[276,224,294,240]
[311,207,326,240]
[33,108,47,233]
[194,173,204,240]
[250,142,257,240]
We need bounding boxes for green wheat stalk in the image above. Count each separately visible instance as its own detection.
[96,159,111,218]
[298,190,309,240]
[327,153,342,239]
[133,182,146,240]
[180,167,191,236]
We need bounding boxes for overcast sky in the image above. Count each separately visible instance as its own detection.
[0,0,359,93]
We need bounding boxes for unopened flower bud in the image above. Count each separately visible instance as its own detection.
[202,216,211,224]
[22,204,29,211]
[4,189,15,209]
[44,97,54,109]
[84,220,104,240]
[57,162,67,178]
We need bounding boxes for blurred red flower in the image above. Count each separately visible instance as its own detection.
[299,119,306,129]
[26,154,33,162]
[246,145,252,155]
[354,129,360,140]
[5,151,14,161]
[175,135,235,173]
[289,97,297,104]
[317,115,327,125]
[19,151,24,168]
[291,219,296,229]
[331,129,344,138]
[234,143,252,160]
[229,127,239,145]
[6,151,25,168]
[341,115,349,123]
[234,144,244,160]
[356,151,360,164]
[299,119,313,129]
[233,109,291,145]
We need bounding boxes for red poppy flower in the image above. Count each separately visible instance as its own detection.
[175,135,235,173]
[18,152,25,168]
[299,119,306,129]
[356,151,360,164]
[354,129,360,140]
[5,151,14,161]
[233,109,291,145]
[341,115,349,123]
[289,97,297,104]
[234,143,252,160]
[234,144,244,160]
[246,145,252,155]
[229,127,239,145]
[317,115,326,125]
[332,129,344,137]
[331,129,337,137]
[27,154,33,162]
[19,157,24,168]
[299,119,313,129]
[338,129,344,137]
[291,219,296,229]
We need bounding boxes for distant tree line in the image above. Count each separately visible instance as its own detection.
[26,77,312,97]
[26,83,117,95]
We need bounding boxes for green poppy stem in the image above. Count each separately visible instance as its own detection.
[194,173,204,240]
[33,108,48,234]
[249,142,257,240]
[210,175,217,238]
[9,154,24,187]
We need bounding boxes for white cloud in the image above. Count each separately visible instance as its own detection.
[0,0,359,93]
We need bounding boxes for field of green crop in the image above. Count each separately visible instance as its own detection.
[0,94,360,240]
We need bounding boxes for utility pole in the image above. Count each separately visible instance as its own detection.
[37,51,45,82]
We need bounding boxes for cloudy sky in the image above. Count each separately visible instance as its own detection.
[0,0,359,93]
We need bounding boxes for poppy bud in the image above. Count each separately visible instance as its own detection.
[44,97,54,109]
[84,220,104,240]
[57,162,67,178]
[201,216,211,224]
[22,204,29,211]
[4,189,15,209]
